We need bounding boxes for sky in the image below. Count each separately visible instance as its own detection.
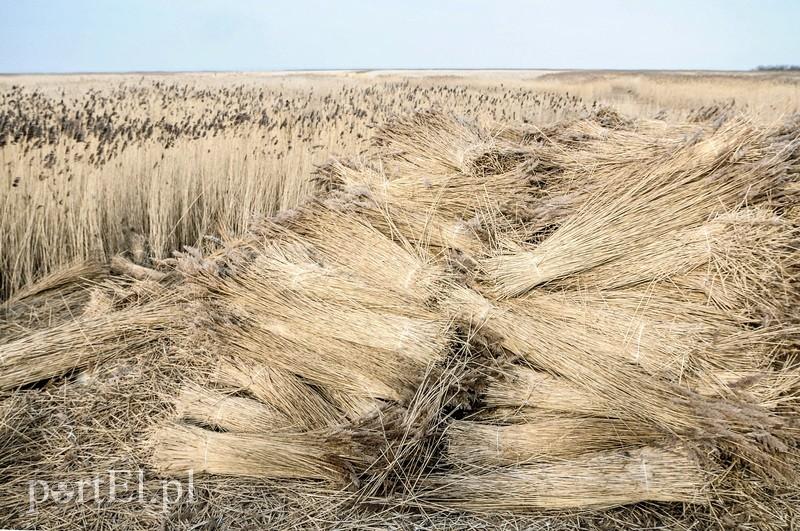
[1,0,798,73]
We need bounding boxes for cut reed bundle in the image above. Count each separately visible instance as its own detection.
[483,120,788,298]
[421,446,709,511]
[482,366,609,417]
[447,417,662,466]
[151,423,350,484]
[483,365,799,419]
[176,384,293,433]
[369,111,499,178]
[213,355,340,429]
[213,238,445,318]
[526,208,800,326]
[182,217,453,403]
[448,287,793,476]
[263,203,453,306]
[0,297,174,390]
[0,260,107,340]
[207,317,418,402]
[491,116,715,232]
[316,155,536,252]
[315,111,607,255]
[316,160,486,252]
[197,279,448,401]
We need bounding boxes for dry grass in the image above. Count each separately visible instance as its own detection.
[1,71,799,529]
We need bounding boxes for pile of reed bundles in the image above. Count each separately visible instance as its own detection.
[1,108,799,529]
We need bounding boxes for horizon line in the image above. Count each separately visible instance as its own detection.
[0,66,782,77]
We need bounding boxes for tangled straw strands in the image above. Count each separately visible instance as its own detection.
[420,447,709,511]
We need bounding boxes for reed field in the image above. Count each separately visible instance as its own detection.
[3,70,799,299]
[1,70,800,529]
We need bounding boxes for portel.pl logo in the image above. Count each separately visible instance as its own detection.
[27,469,194,514]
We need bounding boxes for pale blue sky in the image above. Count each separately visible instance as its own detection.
[1,0,798,73]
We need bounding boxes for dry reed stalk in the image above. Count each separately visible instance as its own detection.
[109,255,168,282]
[213,355,341,430]
[446,417,662,466]
[690,370,800,411]
[422,446,709,511]
[483,121,787,298]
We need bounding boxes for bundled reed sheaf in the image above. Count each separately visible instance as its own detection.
[2,107,799,529]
